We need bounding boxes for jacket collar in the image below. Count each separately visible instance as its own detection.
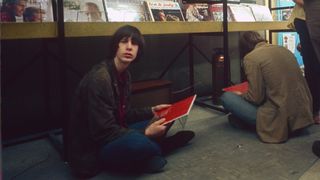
[255,41,268,49]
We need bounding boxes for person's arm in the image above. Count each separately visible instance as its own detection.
[242,58,266,105]
[125,103,171,124]
[231,91,243,95]
[125,104,171,136]
[125,106,154,123]
[151,104,171,118]
[144,118,167,138]
[293,0,304,6]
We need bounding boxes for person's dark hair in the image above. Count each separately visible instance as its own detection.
[23,7,39,22]
[239,31,267,59]
[2,0,26,11]
[109,25,145,62]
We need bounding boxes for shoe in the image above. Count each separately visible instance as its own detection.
[160,130,195,155]
[290,128,309,138]
[228,114,256,132]
[143,156,167,173]
[312,140,320,158]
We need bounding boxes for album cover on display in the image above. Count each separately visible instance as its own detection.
[144,1,185,21]
[64,0,107,22]
[0,0,53,22]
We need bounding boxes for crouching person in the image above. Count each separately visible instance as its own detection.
[220,31,313,143]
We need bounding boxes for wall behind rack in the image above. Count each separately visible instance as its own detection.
[2,39,62,141]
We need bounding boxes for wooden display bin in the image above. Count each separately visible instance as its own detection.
[131,80,172,108]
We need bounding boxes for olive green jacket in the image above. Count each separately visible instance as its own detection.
[243,42,313,143]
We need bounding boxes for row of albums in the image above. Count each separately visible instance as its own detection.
[1,0,303,68]
[1,0,294,23]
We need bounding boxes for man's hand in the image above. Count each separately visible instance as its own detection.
[232,91,243,95]
[297,43,302,53]
[152,104,171,112]
[144,118,167,138]
[152,104,171,118]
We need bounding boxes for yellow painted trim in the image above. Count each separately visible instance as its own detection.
[65,21,289,37]
[228,21,289,32]
[64,22,223,37]
[1,21,289,39]
[1,22,57,40]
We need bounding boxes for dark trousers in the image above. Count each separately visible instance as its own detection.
[100,120,164,171]
[294,18,320,115]
[304,0,320,64]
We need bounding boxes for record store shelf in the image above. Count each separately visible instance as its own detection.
[1,21,289,40]
[1,22,58,39]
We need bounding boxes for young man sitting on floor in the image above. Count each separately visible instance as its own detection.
[66,25,195,178]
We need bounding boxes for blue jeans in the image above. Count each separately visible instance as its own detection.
[100,120,164,171]
[220,92,257,125]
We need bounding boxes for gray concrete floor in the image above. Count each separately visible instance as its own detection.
[3,105,320,180]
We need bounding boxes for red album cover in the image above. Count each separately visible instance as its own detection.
[155,94,197,125]
[222,82,248,93]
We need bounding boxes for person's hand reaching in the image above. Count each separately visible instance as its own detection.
[145,118,167,138]
[232,91,243,95]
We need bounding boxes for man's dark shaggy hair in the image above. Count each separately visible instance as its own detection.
[109,25,145,62]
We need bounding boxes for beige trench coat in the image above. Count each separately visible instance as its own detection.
[243,42,313,143]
